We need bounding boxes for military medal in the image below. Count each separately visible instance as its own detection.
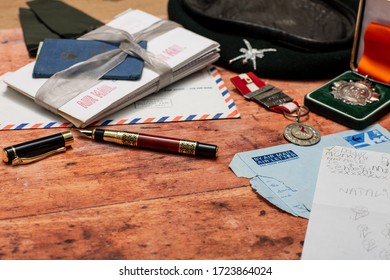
[283,123,321,146]
[282,105,321,146]
[231,72,321,146]
[330,79,380,106]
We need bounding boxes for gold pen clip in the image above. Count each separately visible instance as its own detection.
[11,147,67,166]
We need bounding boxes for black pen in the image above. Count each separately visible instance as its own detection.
[2,131,74,165]
[78,128,218,158]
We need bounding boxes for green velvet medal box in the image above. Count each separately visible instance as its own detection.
[304,0,390,129]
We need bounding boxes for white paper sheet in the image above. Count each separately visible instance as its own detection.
[302,146,390,260]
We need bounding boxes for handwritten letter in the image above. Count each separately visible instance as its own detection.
[302,146,390,259]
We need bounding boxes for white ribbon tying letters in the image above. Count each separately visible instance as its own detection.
[35,19,180,113]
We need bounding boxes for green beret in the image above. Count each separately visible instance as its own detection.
[168,0,360,79]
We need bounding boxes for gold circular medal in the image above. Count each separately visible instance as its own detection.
[283,123,321,146]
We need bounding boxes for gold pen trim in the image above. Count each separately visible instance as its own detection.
[62,131,74,147]
[178,140,197,155]
[11,147,67,166]
[102,130,139,146]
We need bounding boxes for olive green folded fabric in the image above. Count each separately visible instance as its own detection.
[19,7,60,56]
[19,0,103,57]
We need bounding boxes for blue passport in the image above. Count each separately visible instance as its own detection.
[33,38,147,80]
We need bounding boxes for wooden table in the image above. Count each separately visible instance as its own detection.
[0,25,388,260]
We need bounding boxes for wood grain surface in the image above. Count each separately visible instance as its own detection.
[0,1,388,260]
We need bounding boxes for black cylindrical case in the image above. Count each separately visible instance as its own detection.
[2,131,74,164]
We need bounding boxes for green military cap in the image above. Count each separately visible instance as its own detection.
[168,0,360,79]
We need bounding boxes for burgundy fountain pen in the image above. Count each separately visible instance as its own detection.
[78,128,218,158]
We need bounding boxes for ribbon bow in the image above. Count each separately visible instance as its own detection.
[36,19,180,113]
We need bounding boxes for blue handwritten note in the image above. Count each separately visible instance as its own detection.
[302,146,390,259]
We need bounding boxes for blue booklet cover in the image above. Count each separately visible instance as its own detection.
[33,38,147,80]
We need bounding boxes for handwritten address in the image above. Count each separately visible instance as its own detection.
[324,146,389,179]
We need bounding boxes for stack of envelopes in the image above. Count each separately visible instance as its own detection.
[5,9,220,128]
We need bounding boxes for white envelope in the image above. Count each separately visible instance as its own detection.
[0,67,239,130]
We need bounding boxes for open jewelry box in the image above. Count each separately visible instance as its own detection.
[304,0,390,129]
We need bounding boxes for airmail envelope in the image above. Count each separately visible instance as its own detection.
[229,124,390,218]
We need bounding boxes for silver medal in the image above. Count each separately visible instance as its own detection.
[330,79,380,106]
[283,105,321,146]
[283,123,321,146]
